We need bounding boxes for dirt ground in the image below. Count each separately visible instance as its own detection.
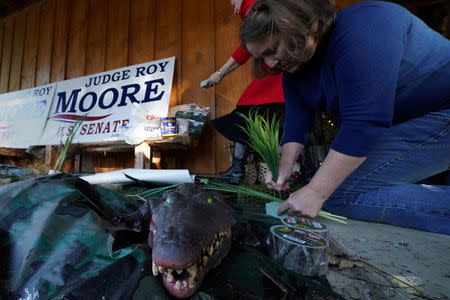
[318,217,450,300]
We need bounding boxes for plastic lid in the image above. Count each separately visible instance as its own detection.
[281,217,328,232]
[270,225,328,248]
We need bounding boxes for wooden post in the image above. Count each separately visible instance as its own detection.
[152,150,161,169]
[74,153,81,173]
[134,142,151,169]
[45,145,53,171]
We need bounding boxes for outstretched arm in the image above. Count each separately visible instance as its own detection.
[277,149,366,217]
[309,149,366,200]
[202,57,240,88]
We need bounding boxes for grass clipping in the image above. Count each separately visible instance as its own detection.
[53,115,86,172]
[201,180,347,224]
[236,110,346,224]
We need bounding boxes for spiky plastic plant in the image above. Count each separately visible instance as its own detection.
[237,109,281,181]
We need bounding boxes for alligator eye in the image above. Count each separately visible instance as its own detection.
[208,198,213,204]
[150,222,157,234]
[149,223,157,248]
[166,197,171,204]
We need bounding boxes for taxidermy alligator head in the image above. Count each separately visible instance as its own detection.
[115,183,234,298]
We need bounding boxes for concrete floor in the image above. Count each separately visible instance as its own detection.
[318,217,450,300]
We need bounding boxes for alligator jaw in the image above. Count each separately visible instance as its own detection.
[152,226,231,298]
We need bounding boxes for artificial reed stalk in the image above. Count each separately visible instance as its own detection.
[201,180,347,224]
[53,115,86,172]
[130,183,180,199]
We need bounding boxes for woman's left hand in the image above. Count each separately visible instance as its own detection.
[277,185,327,218]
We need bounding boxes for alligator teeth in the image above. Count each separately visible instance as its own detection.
[187,265,198,279]
[167,271,174,283]
[152,261,159,276]
[175,280,181,290]
[202,255,208,266]
[182,280,188,288]
[158,266,165,273]
[209,245,214,256]
[189,277,196,288]
[165,268,173,276]
[176,269,183,275]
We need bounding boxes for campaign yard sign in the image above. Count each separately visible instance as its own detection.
[0,84,55,148]
[38,57,175,146]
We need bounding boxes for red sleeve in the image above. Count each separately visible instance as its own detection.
[231,45,252,65]
[232,0,257,65]
[240,0,257,18]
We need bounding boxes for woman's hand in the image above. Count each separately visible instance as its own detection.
[264,163,292,191]
[265,142,304,191]
[202,71,222,88]
[276,149,367,218]
[202,58,239,88]
[264,171,290,191]
[277,185,327,218]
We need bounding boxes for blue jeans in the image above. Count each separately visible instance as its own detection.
[323,109,450,235]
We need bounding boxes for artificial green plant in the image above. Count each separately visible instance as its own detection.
[238,109,281,180]
[53,115,86,172]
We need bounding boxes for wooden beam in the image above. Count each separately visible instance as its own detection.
[134,142,151,169]
[0,147,26,157]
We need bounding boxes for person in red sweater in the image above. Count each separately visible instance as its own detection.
[203,0,285,184]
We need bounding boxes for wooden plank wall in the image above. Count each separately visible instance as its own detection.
[0,0,248,174]
[3,0,440,174]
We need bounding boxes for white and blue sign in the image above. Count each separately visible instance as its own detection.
[0,57,175,148]
[0,84,55,148]
[39,57,175,145]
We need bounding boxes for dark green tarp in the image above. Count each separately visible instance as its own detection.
[0,174,342,299]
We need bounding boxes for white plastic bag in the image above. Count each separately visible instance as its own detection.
[123,103,162,144]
